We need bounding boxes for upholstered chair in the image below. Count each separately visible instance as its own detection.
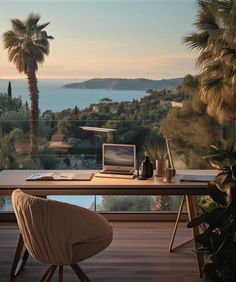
[12,189,113,281]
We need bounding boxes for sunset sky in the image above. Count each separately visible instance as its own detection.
[0,0,197,80]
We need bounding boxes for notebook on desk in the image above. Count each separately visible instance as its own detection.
[180,174,215,182]
[95,143,136,179]
[166,139,215,183]
[26,172,94,181]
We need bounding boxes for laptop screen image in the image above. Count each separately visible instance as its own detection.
[103,144,136,172]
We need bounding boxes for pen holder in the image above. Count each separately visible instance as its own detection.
[155,159,168,177]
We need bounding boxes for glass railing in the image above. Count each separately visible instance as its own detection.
[0,116,227,213]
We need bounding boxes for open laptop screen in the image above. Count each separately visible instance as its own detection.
[103,144,136,171]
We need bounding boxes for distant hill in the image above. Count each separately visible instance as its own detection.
[63,78,182,91]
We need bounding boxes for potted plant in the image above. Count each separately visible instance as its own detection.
[144,141,168,176]
[187,137,236,281]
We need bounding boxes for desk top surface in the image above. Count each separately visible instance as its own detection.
[0,169,217,196]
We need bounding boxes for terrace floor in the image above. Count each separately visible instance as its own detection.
[0,221,202,282]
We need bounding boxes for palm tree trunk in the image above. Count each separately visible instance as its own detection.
[27,72,39,160]
[234,119,236,136]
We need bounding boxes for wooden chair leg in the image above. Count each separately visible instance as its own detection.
[10,234,24,277]
[40,265,54,282]
[45,265,57,282]
[71,264,91,282]
[186,195,204,278]
[14,249,29,275]
[40,265,57,282]
[59,265,63,282]
[71,264,85,282]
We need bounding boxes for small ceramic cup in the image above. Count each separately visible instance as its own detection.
[164,168,174,183]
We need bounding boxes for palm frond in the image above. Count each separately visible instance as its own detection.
[3,13,53,74]
[202,77,224,92]
[11,19,26,34]
[196,50,213,67]
[183,32,209,51]
[218,0,234,26]
[184,0,236,124]
[36,22,50,31]
[26,12,40,27]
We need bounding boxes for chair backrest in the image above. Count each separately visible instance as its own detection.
[12,189,112,265]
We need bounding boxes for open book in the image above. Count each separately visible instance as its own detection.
[26,172,94,181]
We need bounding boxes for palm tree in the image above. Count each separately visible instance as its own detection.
[184,0,236,125]
[3,13,53,159]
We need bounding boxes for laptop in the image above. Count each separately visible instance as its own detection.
[95,144,136,179]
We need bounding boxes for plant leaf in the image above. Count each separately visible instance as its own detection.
[187,207,225,228]
[208,183,227,206]
[209,145,221,152]
[196,231,209,245]
[231,164,236,180]
[216,183,230,192]
[214,172,232,185]
[187,213,208,228]
[225,136,236,152]
[202,154,224,161]
[193,247,210,254]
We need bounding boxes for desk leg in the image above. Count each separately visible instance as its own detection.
[10,234,29,277]
[186,195,204,278]
[169,195,193,252]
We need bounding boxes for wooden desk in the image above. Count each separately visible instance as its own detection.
[0,169,217,278]
[0,169,216,196]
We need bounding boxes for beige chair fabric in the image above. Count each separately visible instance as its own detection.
[12,189,112,266]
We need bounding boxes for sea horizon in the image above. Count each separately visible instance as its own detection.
[0,79,147,112]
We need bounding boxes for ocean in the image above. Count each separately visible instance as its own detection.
[0,79,147,112]
[0,79,147,210]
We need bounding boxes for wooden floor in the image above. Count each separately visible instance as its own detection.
[0,221,202,282]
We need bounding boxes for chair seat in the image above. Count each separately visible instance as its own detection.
[72,229,113,263]
[12,189,113,280]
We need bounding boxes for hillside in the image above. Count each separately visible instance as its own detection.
[63,78,182,91]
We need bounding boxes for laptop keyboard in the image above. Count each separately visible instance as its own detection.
[100,170,134,175]
[95,172,135,179]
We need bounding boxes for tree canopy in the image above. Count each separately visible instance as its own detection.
[184,0,236,124]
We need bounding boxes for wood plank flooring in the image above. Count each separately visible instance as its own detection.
[0,222,202,282]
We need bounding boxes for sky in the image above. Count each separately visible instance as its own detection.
[0,0,198,80]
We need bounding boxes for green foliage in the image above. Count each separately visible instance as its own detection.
[202,136,236,193]
[184,0,236,124]
[99,97,112,103]
[181,74,199,95]
[39,148,67,169]
[7,81,12,98]
[99,196,156,211]
[0,127,23,169]
[18,157,42,169]
[143,132,167,162]
[160,94,226,169]
[0,111,29,134]
[187,137,236,281]
[0,93,22,112]
[114,121,150,150]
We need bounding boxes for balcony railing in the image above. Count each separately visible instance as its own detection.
[0,118,211,213]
